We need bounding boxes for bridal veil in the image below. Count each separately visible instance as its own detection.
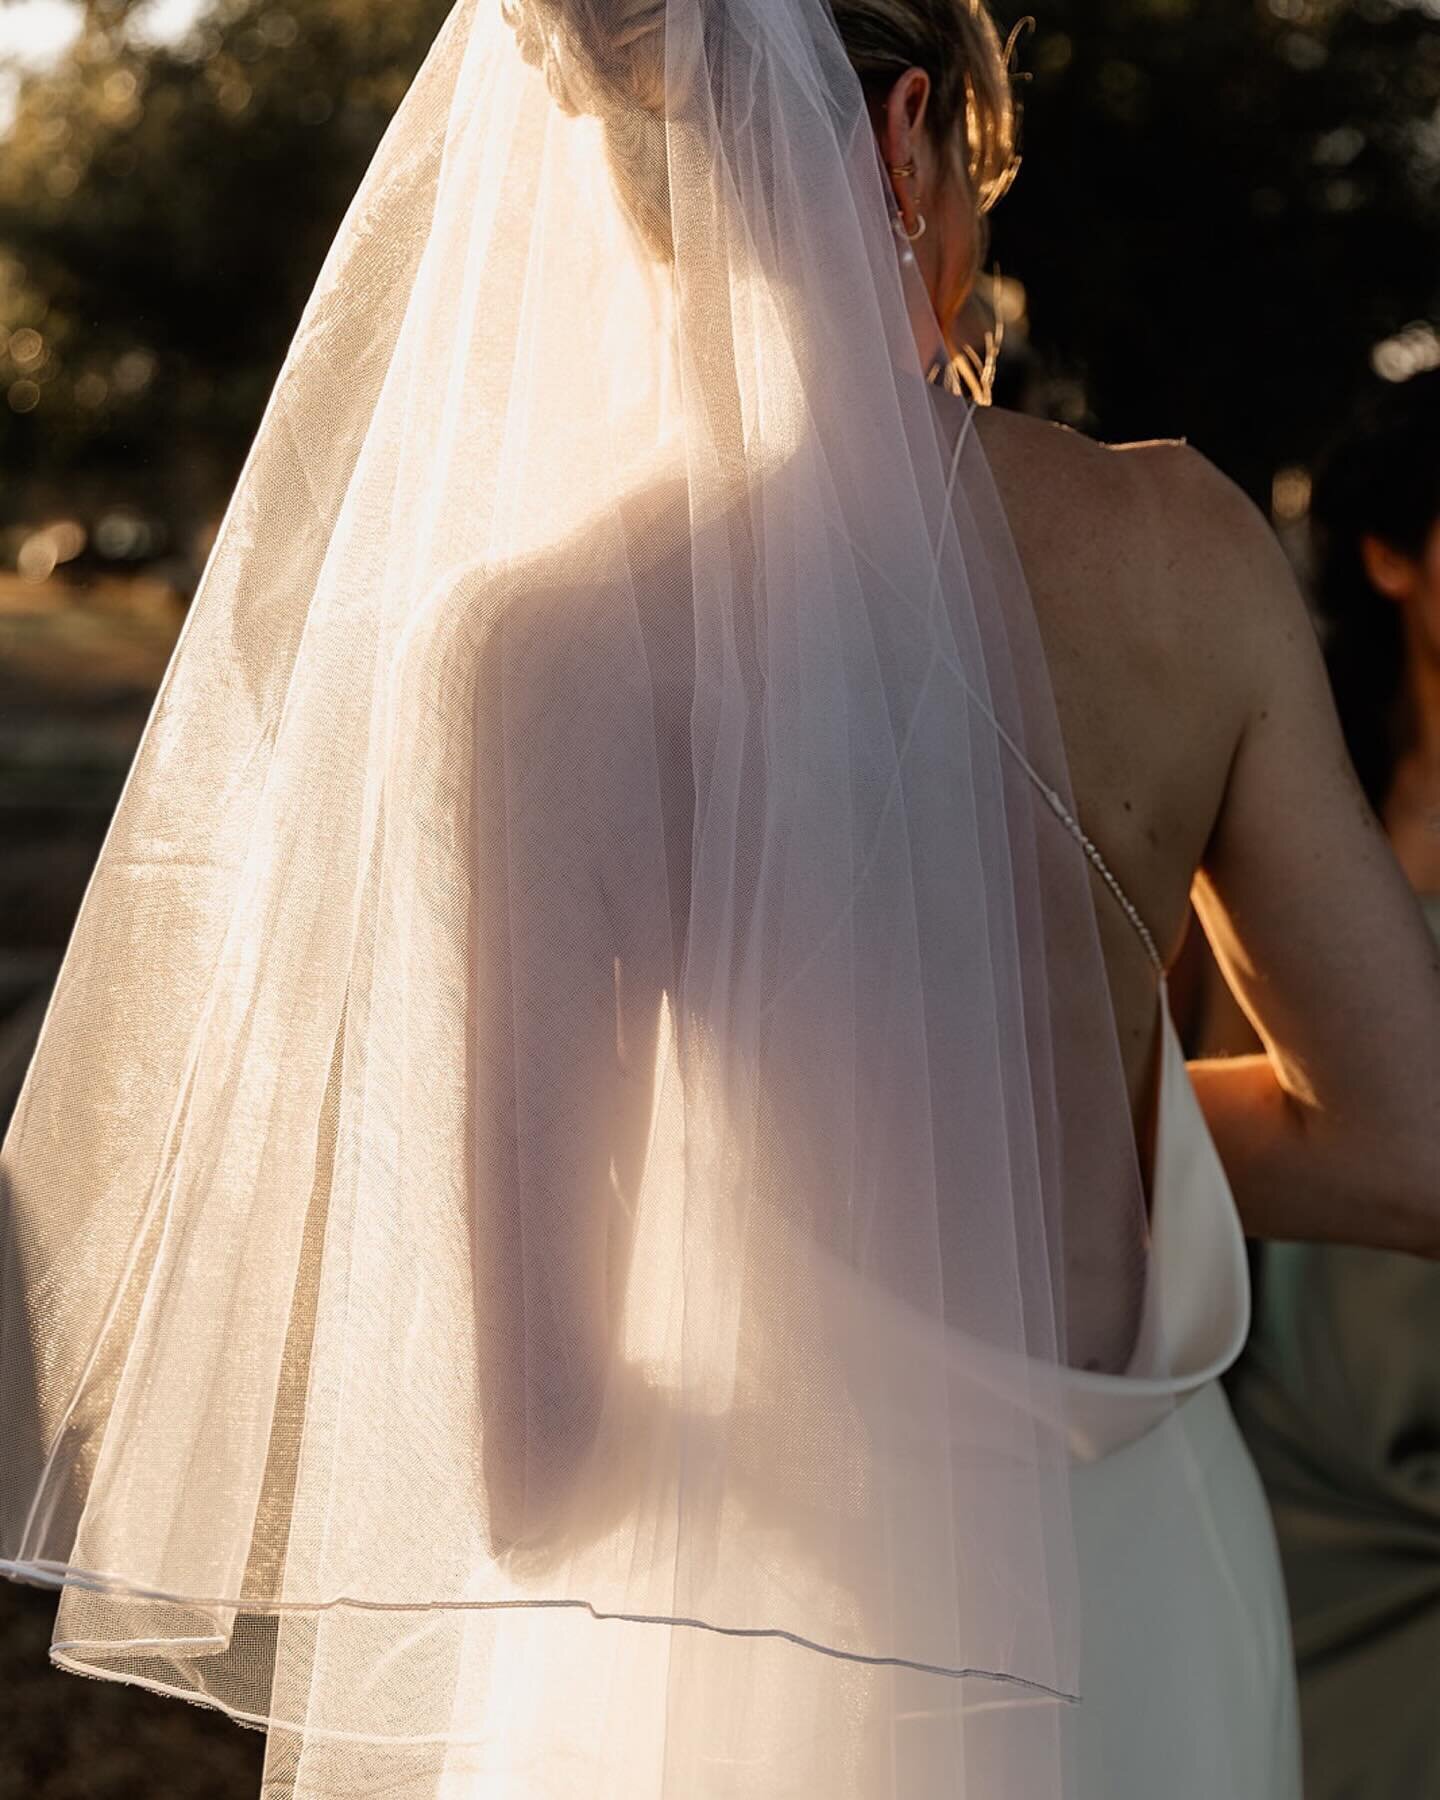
[0,0,1161,1792]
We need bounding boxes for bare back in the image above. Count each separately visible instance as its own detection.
[945,396,1440,1253]
[961,404,1238,1123]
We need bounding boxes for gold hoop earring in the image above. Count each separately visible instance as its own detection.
[888,159,917,180]
[900,211,927,243]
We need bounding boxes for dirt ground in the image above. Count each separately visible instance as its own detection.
[0,1579,263,1799]
[0,571,265,1796]
[0,569,182,1119]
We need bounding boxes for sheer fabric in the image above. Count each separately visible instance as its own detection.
[0,1,1160,1792]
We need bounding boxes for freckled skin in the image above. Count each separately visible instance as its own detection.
[936,394,1440,1255]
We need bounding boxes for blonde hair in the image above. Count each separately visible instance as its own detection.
[505,0,1020,257]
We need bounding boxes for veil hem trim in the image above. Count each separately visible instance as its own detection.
[0,1554,1081,1730]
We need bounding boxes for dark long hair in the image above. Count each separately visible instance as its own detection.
[1310,369,1440,813]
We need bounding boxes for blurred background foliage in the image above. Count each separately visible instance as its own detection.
[989,0,1440,498]
[0,0,451,558]
[0,0,1433,559]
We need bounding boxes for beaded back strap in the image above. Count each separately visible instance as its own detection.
[944,407,1166,976]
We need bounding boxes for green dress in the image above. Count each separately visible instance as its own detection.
[1229,896,1440,1799]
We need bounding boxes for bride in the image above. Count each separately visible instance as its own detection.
[1,1,1435,1795]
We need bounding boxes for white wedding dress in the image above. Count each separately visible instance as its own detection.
[286,425,1307,1800]
[1061,935,1303,1795]
[405,430,1309,1800]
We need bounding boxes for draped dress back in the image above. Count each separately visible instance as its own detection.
[940,398,1304,1798]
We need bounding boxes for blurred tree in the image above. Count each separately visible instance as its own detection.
[0,0,451,544]
[0,0,1436,530]
[990,0,1440,496]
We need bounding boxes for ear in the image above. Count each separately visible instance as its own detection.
[877,67,933,184]
[1360,532,1418,604]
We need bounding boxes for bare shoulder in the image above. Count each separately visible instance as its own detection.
[971,405,1304,690]
[1113,431,1298,608]
[951,401,1305,977]
[969,405,1183,599]
[974,405,1271,571]
[970,402,1149,525]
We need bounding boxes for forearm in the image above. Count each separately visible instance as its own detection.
[1188,1053,1440,1259]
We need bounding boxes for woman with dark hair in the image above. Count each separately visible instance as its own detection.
[1230,369,1440,1800]
[1315,370,1440,837]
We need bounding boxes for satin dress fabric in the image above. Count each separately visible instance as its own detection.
[1065,968,1303,1799]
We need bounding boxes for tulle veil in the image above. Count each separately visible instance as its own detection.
[0,0,1158,1792]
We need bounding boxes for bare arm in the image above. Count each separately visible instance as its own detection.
[1175,458,1440,1255]
[470,603,663,1557]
